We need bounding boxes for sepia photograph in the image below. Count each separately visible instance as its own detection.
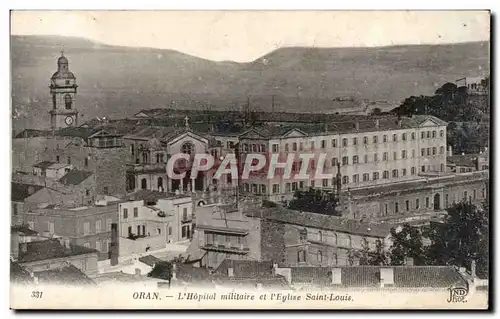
[9,10,490,310]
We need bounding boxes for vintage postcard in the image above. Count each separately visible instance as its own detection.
[9,10,490,310]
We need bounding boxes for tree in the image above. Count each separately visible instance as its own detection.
[148,261,173,283]
[426,201,489,278]
[370,107,382,116]
[367,239,389,266]
[388,224,425,265]
[288,188,339,216]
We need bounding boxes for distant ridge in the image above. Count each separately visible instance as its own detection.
[11,35,489,132]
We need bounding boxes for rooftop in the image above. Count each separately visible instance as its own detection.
[10,261,34,284]
[35,264,95,286]
[33,161,55,169]
[58,170,93,186]
[14,129,53,139]
[11,225,38,236]
[126,190,191,202]
[11,182,44,202]
[47,163,72,170]
[289,266,468,289]
[214,260,275,278]
[138,255,163,267]
[29,202,119,217]
[17,239,98,264]
[93,272,167,284]
[236,115,447,139]
[245,207,396,238]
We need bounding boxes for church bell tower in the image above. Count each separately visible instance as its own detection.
[49,51,79,130]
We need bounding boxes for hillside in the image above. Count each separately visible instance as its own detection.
[11,35,489,132]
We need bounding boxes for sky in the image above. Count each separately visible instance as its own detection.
[11,11,490,62]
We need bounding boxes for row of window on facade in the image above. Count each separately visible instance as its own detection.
[82,239,111,253]
[318,146,446,168]
[205,233,245,247]
[242,130,445,153]
[55,155,90,167]
[83,218,113,236]
[298,228,380,249]
[241,165,445,195]
[213,141,236,150]
[129,142,194,158]
[381,188,486,216]
[27,218,113,237]
[122,206,189,220]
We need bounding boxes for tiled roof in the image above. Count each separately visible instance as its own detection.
[33,161,55,169]
[11,225,38,236]
[35,264,95,286]
[11,182,44,202]
[175,263,212,284]
[29,202,119,217]
[289,266,468,289]
[213,275,290,289]
[237,115,447,139]
[138,255,163,267]
[17,239,98,263]
[58,170,93,185]
[13,129,53,139]
[214,259,274,278]
[126,190,191,202]
[94,272,165,284]
[246,207,395,238]
[10,261,34,284]
[348,172,488,198]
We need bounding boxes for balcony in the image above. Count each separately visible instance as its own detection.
[181,216,193,224]
[202,242,250,254]
[126,163,166,174]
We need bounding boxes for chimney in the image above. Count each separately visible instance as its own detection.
[448,145,453,157]
[30,272,39,285]
[375,119,380,129]
[110,223,119,266]
[397,119,402,128]
[134,268,141,277]
[11,231,20,260]
[228,267,234,277]
[272,262,278,274]
[331,268,342,285]
[380,268,394,288]
[171,263,177,280]
[20,242,28,253]
[405,257,414,266]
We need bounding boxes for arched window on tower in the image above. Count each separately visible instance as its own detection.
[64,94,72,110]
[52,95,57,109]
[182,142,194,155]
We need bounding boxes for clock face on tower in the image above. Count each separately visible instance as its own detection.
[65,116,74,126]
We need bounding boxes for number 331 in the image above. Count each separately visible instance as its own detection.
[31,291,43,298]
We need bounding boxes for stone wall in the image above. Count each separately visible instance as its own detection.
[94,147,127,197]
[259,218,286,266]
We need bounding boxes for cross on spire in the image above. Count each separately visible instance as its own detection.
[61,46,65,56]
